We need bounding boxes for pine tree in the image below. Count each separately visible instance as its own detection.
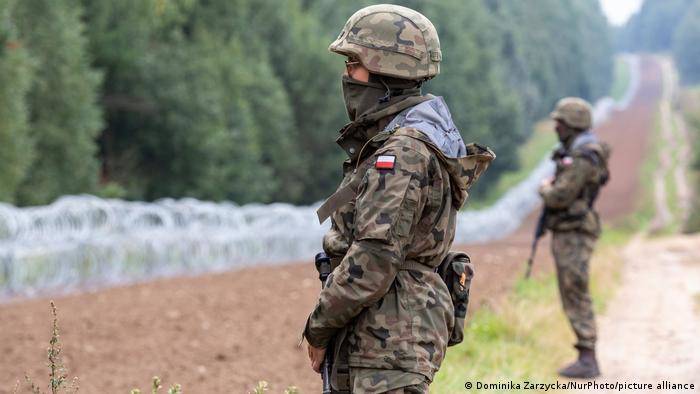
[139,34,274,203]
[13,0,103,205]
[673,2,700,85]
[621,0,694,52]
[0,0,34,203]
[419,0,525,189]
[73,0,616,205]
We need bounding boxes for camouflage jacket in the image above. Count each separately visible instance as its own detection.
[305,97,494,380]
[539,131,610,236]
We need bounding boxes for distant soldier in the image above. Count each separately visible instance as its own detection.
[303,5,494,393]
[539,97,610,379]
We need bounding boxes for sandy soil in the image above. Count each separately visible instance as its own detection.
[0,57,662,394]
[595,235,700,389]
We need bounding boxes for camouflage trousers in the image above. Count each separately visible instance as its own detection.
[551,231,597,350]
[348,368,429,393]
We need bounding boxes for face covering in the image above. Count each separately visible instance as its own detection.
[341,75,389,121]
[555,122,578,148]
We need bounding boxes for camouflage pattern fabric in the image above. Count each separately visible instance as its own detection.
[539,139,610,235]
[551,231,597,350]
[539,133,609,351]
[305,121,493,382]
[550,97,593,130]
[330,4,442,80]
[350,367,428,393]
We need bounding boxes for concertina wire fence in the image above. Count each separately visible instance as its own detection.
[0,56,640,299]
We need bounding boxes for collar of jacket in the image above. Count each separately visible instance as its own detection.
[570,129,598,151]
[553,129,597,159]
[336,94,434,163]
[392,127,495,208]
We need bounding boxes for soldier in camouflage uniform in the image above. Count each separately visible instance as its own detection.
[303,5,494,393]
[539,97,610,379]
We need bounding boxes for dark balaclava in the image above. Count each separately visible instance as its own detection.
[336,73,424,161]
[555,120,583,150]
[341,73,421,122]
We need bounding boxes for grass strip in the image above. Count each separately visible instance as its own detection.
[434,58,653,391]
[610,57,631,102]
[680,86,700,232]
[432,228,628,393]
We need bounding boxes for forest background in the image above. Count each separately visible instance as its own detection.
[0,0,698,207]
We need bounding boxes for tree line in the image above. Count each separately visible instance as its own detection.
[618,0,700,84]
[0,0,612,206]
[619,0,700,234]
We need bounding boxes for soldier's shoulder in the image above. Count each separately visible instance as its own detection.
[571,142,610,164]
[571,140,608,153]
[379,127,434,161]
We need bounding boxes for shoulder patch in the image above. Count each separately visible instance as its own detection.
[375,155,395,170]
[561,156,574,166]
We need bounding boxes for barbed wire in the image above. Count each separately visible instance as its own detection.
[0,56,640,298]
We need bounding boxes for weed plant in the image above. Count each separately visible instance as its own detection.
[250,380,300,394]
[14,301,78,394]
[12,302,182,394]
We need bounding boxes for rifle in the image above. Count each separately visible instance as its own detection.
[524,208,547,279]
[314,252,333,394]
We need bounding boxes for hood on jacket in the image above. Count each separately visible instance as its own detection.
[571,130,597,150]
[570,130,611,162]
[385,97,495,208]
[385,96,466,158]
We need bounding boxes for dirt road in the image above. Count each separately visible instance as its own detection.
[595,235,700,387]
[594,57,700,390]
[0,57,662,393]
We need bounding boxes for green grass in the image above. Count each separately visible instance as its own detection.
[611,58,666,234]
[432,229,628,393]
[590,228,629,312]
[468,122,557,209]
[666,115,681,232]
[611,102,674,237]
[610,56,631,102]
[680,86,700,233]
[432,277,568,393]
[647,84,687,235]
[433,58,652,391]
[636,108,663,233]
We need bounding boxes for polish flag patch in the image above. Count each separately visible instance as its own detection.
[375,155,396,170]
[562,156,574,166]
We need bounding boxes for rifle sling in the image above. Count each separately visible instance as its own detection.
[317,96,435,225]
[316,179,361,225]
[316,160,373,225]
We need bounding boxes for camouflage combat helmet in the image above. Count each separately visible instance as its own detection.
[329,4,442,81]
[550,97,593,130]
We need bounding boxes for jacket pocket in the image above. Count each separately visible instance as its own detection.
[394,198,417,239]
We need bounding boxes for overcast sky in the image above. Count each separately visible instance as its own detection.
[599,0,643,26]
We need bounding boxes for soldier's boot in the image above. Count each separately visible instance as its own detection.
[558,347,600,379]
